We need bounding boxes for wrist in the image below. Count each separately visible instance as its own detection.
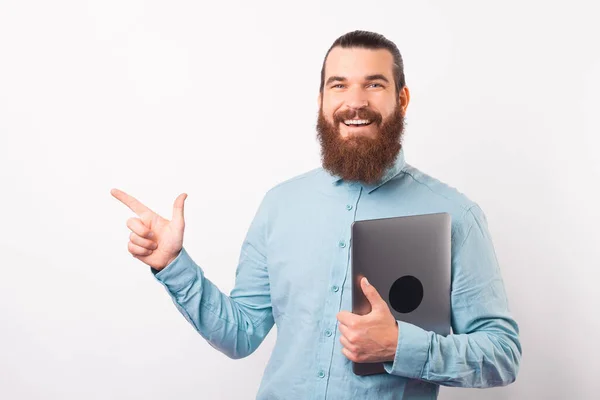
[164,248,183,268]
[386,321,399,362]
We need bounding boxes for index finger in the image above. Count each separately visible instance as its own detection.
[110,188,153,216]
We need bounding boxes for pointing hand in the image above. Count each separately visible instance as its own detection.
[111,188,187,271]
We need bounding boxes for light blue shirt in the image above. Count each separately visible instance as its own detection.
[151,149,521,399]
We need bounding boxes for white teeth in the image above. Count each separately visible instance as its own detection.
[344,119,371,125]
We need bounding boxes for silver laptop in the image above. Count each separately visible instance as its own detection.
[350,212,452,376]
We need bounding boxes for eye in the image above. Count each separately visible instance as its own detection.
[368,83,383,88]
[331,84,346,89]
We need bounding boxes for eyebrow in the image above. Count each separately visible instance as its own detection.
[325,74,390,86]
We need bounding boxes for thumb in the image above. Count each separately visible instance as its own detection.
[361,277,386,313]
[172,193,187,229]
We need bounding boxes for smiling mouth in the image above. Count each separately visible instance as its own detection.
[342,119,373,127]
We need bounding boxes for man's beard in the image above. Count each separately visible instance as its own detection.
[316,102,405,185]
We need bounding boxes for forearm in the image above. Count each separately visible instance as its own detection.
[384,313,521,388]
[425,323,521,387]
[152,247,274,359]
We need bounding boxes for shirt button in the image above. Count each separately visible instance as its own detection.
[332,285,339,292]
[346,204,353,211]
[318,370,325,378]
[338,240,346,248]
[325,329,332,337]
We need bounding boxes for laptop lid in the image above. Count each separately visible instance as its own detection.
[350,212,452,376]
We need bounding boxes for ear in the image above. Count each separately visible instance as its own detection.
[399,86,410,115]
[317,92,322,109]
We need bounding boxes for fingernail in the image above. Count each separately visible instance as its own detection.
[148,232,154,238]
[363,277,369,286]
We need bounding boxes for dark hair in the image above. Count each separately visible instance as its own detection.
[319,30,406,96]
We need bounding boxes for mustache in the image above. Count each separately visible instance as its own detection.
[333,108,383,125]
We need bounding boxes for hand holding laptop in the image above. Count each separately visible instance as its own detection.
[336,277,399,364]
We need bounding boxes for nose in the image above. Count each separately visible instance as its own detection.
[345,87,369,110]
[346,100,369,110]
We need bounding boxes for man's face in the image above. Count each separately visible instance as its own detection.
[317,47,409,184]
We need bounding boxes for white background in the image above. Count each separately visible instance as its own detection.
[1,1,598,399]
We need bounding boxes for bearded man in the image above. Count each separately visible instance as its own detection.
[112,30,521,399]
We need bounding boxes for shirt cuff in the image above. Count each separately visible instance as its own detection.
[382,320,430,378]
[150,247,199,293]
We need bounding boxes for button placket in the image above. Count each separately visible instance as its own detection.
[313,186,361,398]
[339,186,362,294]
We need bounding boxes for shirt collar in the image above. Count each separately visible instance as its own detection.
[328,147,406,194]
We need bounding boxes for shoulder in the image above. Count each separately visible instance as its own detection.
[399,164,487,237]
[401,164,477,212]
[262,166,326,200]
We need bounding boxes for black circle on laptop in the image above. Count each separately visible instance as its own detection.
[389,275,424,314]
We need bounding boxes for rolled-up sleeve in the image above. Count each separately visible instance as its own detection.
[383,204,522,388]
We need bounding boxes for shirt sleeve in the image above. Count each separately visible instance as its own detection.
[150,192,275,360]
[382,204,522,388]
